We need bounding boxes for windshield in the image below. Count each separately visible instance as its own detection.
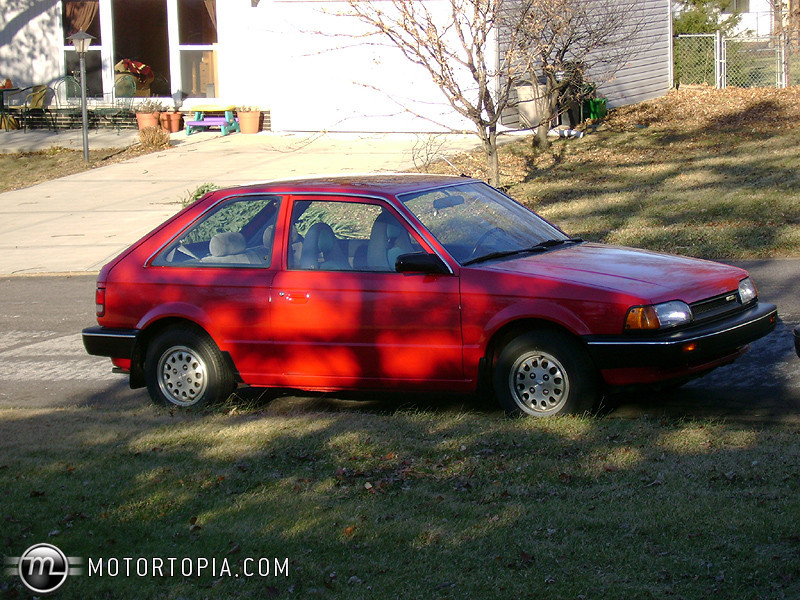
[398,182,570,265]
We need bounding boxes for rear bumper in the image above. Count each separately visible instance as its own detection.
[82,326,138,358]
[584,302,778,369]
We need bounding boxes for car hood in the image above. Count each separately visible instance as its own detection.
[477,243,748,304]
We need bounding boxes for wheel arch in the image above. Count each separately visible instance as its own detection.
[478,318,595,395]
[129,317,238,389]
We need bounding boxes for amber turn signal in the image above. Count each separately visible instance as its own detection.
[624,306,660,330]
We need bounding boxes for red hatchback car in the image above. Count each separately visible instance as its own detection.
[83,174,777,417]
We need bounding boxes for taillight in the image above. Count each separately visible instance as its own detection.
[96,284,106,317]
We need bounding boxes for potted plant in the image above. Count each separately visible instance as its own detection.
[159,107,183,133]
[236,106,262,134]
[134,99,163,131]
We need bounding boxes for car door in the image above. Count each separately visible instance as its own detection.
[148,193,281,381]
[267,196,463,390]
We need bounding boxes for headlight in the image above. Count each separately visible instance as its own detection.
[738,277,757,305]
[624,300,693,331]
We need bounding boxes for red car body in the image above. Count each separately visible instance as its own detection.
[83,175,777,416]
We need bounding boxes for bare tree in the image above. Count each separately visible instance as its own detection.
[766,0,800,83]
[346,0,642,185]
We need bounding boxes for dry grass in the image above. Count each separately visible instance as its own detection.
[425,86,800,259]
[0,140,161,194]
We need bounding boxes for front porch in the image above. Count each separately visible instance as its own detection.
[2,107,271,133]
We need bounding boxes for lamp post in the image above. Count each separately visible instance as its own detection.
[67,30,95,163]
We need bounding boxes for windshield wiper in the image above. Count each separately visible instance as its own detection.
[463,237,583,266]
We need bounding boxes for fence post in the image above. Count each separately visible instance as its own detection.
[781,31,789,88]
[715,30,724,89]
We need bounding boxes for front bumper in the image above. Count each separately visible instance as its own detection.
[82,326,138,358]
[584,302,778,369]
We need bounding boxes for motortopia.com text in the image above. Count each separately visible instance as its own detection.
[87,556,289,578]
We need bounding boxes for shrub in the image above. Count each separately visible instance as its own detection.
[180,182,219,207]
[138,126,171,150]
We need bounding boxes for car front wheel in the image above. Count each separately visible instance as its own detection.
[145,326,235,408]
[494,330,598,417]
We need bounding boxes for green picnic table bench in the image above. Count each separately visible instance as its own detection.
[185,105,240,136]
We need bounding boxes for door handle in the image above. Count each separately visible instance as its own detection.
[279,291,310,304]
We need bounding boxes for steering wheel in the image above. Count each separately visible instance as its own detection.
[469,227,505,259]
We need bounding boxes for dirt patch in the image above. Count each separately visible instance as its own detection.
[0,143,158,194]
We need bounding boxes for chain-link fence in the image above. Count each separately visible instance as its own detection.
[725,37,784,87]
[675,33,795,88]
[674,34,718,86]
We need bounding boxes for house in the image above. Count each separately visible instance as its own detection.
[726,0,775,36]
[0,0,673,133]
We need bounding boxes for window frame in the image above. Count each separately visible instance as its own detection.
[285,197,427,273]
[151,193,282,269]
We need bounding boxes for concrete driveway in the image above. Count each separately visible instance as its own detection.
[0,129,479,276]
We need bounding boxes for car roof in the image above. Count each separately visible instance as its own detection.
[228,173,479,198]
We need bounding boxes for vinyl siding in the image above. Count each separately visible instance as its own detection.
[500,0,671,129]
[595,0,672,108]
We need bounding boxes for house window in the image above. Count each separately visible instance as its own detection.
[59,0,219,101]
[723,0,750,14]
[112,0,170,98]
[61,0,103,96]
[178,0,219,98]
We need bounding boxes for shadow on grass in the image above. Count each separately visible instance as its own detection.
[510,101,800,259]
[3,334,800,599]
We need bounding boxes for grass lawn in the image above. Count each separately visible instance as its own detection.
[2,405,800,599]
[431,86,800,260]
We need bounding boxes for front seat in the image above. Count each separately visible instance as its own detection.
[298,222,350,270]
[367,212,414,271]
[201,231,262,265]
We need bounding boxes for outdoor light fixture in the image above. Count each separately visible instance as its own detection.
[67,30,95,163]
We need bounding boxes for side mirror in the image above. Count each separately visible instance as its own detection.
[395,252,450,275]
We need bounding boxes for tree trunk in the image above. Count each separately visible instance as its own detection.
[483,128,500,187]
[534,124,550,149]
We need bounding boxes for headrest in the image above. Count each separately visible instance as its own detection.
[316,225,336,253]
[209,232,246,257]
[262,225,275,247]
[386,220,405,240]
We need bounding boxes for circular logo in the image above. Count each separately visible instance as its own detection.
[17,543,69,594]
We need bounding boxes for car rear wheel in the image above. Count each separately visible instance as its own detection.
[494,330,598,417]
[145,326,235,408]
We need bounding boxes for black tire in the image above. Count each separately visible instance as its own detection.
[145,326,235,408]
[493,330,599,417]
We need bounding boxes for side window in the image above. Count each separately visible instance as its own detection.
[288,200,422,272]
[154,195,281,267]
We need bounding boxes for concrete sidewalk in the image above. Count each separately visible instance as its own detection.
[0,129,479,276]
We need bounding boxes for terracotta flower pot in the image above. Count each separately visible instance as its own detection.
[136,111,160,130]
[237,111,261,134]
[159,112,182,133]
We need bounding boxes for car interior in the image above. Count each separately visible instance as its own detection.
[155,196,423,272]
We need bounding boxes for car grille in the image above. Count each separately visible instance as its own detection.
[690,291,744,323]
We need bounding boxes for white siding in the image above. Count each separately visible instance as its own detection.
[591,0,672,108]
[0,1,63,89]
[221,0,486,133]
[0,0,671,133]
